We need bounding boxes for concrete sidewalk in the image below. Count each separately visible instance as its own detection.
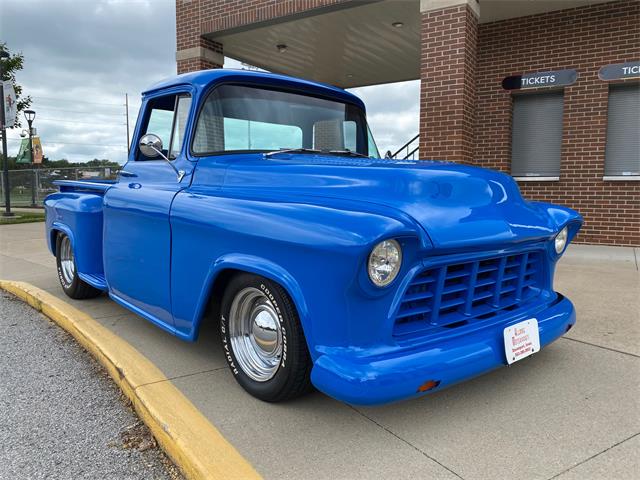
[1,222,638,479]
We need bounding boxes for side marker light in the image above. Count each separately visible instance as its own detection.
[417,380,441,393]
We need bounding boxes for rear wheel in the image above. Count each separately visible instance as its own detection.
[220,273,313,402]
[55,233,101,300]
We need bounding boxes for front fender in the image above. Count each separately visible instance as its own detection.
[187,254,309,342]
[169,191,424,348]
[529,201,583,242]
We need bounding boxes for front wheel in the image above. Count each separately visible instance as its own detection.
[220,273,313,402]
[55,233,101,300]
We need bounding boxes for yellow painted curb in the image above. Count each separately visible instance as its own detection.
[0,280,261,480]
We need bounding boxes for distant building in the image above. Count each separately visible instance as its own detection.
[175,0,639,246]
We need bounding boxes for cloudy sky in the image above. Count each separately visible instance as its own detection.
[2,0,419,164]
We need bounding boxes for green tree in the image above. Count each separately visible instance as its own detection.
[0,42,31,128]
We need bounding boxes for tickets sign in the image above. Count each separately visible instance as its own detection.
[502,69,578,90]
[598,61,640,81]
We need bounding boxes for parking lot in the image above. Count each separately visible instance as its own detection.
[1,222,638,479]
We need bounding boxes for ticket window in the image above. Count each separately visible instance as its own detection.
[511,91,564,179]
[604,83,640,178]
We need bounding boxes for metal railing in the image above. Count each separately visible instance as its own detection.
[389,134,420,160]
[0,166,119,207]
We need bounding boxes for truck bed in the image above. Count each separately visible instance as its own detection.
[53,179,116,194]
[46,180,111,290]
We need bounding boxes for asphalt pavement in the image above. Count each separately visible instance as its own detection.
[0,291,182,480]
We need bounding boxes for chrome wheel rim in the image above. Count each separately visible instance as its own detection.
[60,236,75,284]
[229,287,282,382]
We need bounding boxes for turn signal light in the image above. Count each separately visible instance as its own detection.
[417,380,441,393]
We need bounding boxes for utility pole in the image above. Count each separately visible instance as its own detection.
[125,93,130,154]
[0,51,13,217]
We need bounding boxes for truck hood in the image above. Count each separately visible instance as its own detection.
[222,154,564,250]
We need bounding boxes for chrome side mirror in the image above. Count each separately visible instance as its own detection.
[138,133,185,182]
[139,133,163,158]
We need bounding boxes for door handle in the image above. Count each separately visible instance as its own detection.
[120,170,137,178]
[128,183,142,189]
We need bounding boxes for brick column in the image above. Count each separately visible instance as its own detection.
[419,0,479,163]
[176,1,224,74]
[176,38,224,74]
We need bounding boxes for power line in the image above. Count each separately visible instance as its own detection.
[36,117,127,126]
[32,96,127,107]
[6,138,126,148]
[48,142,127,148]
[29,106,126,117]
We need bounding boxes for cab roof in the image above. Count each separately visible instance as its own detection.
[142,69,365,110]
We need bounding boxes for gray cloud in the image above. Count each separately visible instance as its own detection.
[2,0,175,163]
[351,81,420,155]
[2,0,419,163]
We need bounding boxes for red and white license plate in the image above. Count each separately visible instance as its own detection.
[503,319,540,365]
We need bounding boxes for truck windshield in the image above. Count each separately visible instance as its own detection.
[192,84,380,158]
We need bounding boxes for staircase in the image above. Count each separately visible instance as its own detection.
[386,134,419,160]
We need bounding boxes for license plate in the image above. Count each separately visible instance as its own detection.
[504,319,540,365]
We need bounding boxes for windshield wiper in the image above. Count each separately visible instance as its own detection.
[264,148,320,157]
[328,149,370,158]
[264,147,371,159]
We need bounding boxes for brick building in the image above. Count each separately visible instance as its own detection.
[176,0,639,246]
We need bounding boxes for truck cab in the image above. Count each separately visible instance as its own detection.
[45,69,582,405]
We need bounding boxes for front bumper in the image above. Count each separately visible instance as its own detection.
[310,294,575,405]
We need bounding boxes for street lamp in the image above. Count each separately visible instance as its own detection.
[24,109,36,125]
[0,50,13,216]
[24,109,37,207]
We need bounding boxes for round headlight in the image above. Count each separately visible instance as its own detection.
[368,239,402,287]
[555,226,569,254]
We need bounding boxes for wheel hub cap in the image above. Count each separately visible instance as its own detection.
[229,287,283,382]
[251,308,279,355]
[60,236,75,284]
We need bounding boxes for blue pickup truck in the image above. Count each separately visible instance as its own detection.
[44,69,582,405]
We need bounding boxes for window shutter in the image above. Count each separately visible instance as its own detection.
[511,92,564,177]
[605,83,640,176]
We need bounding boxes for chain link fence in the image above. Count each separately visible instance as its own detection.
[0,167,119,207]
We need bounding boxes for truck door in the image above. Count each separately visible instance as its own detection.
[103,90,193,330]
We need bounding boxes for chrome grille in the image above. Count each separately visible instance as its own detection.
[393,250,546,337]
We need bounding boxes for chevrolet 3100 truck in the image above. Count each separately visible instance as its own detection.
[44,69,582,405]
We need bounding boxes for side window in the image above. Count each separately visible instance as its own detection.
[343,121,357,152]
[146,109,173,153]
[169,96,192,158]
[141,93,191,160]
[367,125,381,159]
[511,91,564,178]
